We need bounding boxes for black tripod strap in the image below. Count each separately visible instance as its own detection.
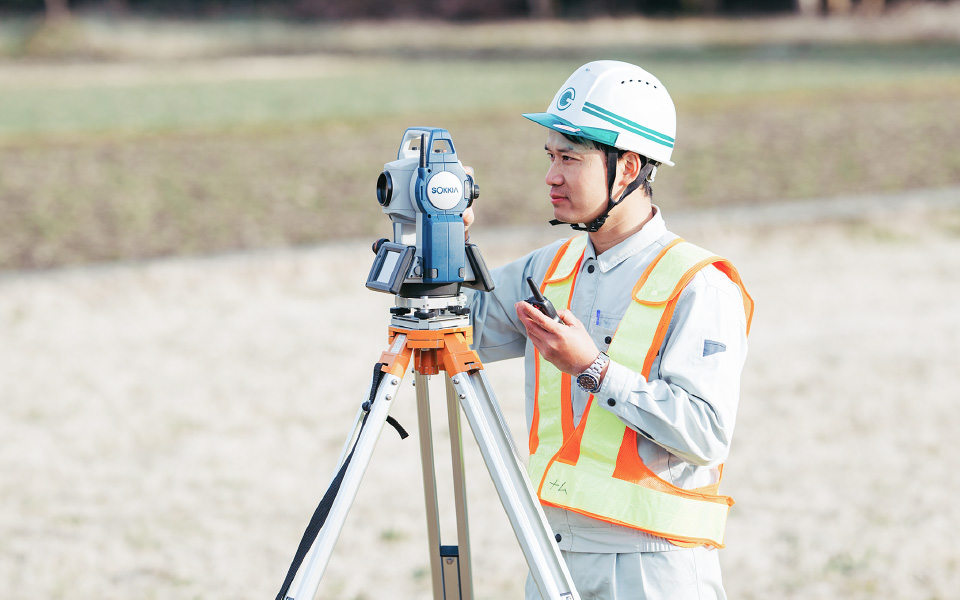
[275,440,358,600]
[275,363,405,600]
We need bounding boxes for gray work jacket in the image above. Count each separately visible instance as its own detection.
[465,207,750,553]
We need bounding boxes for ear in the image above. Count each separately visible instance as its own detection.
[619,151,643,185]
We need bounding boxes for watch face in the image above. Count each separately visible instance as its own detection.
[577,373,600,393]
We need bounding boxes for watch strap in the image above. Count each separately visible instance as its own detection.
[577,352,609,393]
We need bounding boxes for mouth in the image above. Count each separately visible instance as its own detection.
[549,193,567,205]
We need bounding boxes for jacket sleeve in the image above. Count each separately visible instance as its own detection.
[464,253,534,364]
[465,240,567,364]
[595,266,750,467]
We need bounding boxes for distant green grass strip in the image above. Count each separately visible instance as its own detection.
[2,49,958,140]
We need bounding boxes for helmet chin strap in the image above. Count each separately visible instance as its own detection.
[550,150,657,233]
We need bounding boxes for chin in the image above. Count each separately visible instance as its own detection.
[555,211,596,226]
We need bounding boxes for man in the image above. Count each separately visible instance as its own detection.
[463,61,754,599]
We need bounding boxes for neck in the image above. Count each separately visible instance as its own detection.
[588,194,654,255]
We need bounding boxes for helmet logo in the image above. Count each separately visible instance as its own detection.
[557,87,576,111]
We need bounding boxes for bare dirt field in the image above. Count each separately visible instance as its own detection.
[2,188,959,600]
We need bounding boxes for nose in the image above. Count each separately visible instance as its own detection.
[545,161,563,187]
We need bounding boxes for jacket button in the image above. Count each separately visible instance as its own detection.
[604,336,612,344]
[607,398,616,406]
[587,265,595,273]
[555,533,562,542]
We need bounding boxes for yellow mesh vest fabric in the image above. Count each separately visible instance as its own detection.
[528,237,751,548]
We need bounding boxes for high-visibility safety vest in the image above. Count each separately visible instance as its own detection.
[527,234,754,549]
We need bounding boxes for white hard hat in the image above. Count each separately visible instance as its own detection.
[523,60,677,166]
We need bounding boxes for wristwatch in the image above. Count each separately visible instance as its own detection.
[576,352,609,394]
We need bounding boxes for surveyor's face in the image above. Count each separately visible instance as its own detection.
[543,130,609,225]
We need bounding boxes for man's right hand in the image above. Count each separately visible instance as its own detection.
[463,206,475,241]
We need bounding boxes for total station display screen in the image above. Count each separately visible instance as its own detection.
[376,249,401,284]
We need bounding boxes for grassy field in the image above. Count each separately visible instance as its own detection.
[1,11,959,270]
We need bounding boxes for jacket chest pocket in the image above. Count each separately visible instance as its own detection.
[590,310,622,351]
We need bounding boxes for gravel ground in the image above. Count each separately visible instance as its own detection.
[2,188,959,600]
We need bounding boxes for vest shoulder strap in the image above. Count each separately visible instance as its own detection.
[630,239,753,334]
[632,239,717,305]
[543,234,588,284]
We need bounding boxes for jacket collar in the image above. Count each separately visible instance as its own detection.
[585,205,667,273]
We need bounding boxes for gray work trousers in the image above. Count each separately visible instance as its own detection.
[525,547,726,600]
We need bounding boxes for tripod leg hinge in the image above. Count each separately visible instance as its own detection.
[381,327,483,377]
[378,332,413,377]
[439,331,483,375]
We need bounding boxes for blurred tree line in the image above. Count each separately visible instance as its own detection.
[0,0,938,19]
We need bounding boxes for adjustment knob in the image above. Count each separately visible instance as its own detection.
[465,176,480,207]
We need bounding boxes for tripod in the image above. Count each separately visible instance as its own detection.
[277,300,580,600]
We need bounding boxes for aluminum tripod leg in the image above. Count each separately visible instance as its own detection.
[449,369,579,600]
[416,372,447,600]
[416,374,474,600]
[283,371,404,600]
[279,325,579,600]
[445,376,474,599]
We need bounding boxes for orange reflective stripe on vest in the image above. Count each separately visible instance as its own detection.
[527,235,753,549]
[529,235,588,456]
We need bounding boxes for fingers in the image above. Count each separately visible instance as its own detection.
[517,303,554,353]
[463,207,475,241]
[555,308,580,328]
[516,301,601,372]
[516,301,563,334]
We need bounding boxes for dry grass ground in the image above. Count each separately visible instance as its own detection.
[2,189,958,600]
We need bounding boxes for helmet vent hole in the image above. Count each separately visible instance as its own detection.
[619,79,657,89]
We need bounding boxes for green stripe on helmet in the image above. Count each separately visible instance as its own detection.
[582,102,674,149]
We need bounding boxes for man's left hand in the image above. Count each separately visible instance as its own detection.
[515,301,600,375]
